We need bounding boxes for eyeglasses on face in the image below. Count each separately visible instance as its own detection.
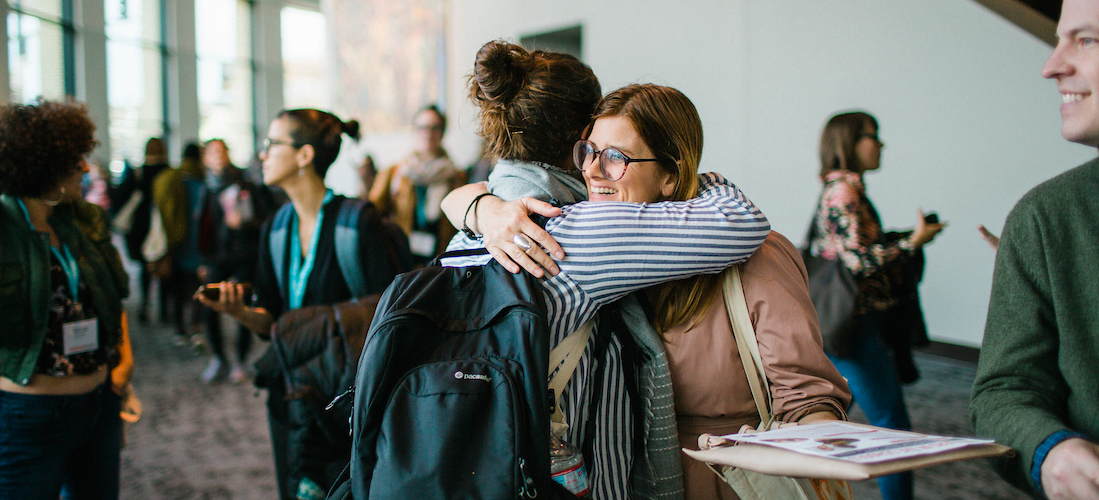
[572,139,661,181]
[263,138,299,152]
[416,124,444,133]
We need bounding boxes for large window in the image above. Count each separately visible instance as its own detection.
[7,0,71,103]
[105,0,165,166]
[281,5,327,110]
[196,0,253,165]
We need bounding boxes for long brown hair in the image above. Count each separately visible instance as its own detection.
[468,40,601,169]
[590,84,723,333]
[818,111,878,179]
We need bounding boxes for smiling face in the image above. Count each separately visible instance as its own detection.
[1042,0,1099,147]
[582,115,676,203]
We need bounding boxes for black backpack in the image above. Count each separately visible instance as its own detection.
[336,252,554,500]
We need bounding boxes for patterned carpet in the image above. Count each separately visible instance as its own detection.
[844,354,1028,500]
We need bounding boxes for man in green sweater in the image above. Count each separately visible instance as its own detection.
[971,0,1099,498]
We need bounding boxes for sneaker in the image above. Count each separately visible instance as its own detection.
[229,365,249,385]
[190,333,206,352]
[200,358,225,384]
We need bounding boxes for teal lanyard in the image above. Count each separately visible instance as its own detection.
[17,199,80,298]
[288,190,334,310]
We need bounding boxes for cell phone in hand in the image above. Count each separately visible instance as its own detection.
[923,212,939,224]
[196,283,253,302]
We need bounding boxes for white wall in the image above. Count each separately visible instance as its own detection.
[443,0,1097,347]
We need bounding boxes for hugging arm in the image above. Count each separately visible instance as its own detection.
[548,172,770,304]
[440,182,564,277]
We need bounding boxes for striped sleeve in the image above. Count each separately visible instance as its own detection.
[544,172,770,305]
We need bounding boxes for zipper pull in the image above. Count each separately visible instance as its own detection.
[518,458,538,498]
[326,386,355,411]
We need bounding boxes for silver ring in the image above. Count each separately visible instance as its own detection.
[512,234,532,251]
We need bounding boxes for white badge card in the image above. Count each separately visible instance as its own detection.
[409,231,437,257]
[62,317,99,356]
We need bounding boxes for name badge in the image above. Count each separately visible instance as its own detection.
[409,231,437,258]
[62,317,99,356]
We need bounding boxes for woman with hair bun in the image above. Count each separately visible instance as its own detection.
[440,42,771,500]
[197,109,411,500]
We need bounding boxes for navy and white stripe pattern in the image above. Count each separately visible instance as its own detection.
[444,173,769,500]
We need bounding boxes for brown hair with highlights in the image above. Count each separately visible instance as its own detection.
[469,40,601,169]
[593,85,720,334]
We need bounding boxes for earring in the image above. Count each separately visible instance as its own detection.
[299,167,306,178]
[42,187,65,207]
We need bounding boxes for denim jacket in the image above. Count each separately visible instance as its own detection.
[0,195,129,385]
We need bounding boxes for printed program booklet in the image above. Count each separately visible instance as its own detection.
[682,421,1013,480]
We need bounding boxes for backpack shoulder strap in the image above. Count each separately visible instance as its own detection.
[269,203,296,306]
[335,198,368,298]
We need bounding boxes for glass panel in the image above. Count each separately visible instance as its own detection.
[105,0,164,165]
[107,41,163,165]
[281,6,328,109]
[7,11,66,103]
[7,0,63,22]
[105,0,158,46]
[196,0,254,166]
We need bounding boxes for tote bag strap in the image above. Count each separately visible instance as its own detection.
[547,318,595,434]
[721,266,775,428]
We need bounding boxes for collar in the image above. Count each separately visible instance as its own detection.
[0,195,34,232]
[823,170,865,193]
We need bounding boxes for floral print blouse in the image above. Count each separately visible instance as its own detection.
[36,251,114,376]
[808,170,915,314]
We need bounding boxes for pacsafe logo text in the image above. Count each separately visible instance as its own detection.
[453,371,492,382]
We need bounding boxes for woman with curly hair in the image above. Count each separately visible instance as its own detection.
[0,99,130,499]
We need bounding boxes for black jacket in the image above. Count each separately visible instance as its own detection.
[254,296,380,494]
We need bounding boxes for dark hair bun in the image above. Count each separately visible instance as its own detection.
[342,119,361,140]
[473,40,530,107]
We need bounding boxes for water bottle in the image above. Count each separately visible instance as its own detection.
[550,434,590,497]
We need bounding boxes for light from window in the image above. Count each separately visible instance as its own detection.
[281,6,328,110]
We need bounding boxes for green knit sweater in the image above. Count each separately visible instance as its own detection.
[971,157,1099,495]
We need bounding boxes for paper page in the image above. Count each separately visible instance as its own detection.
[719,421,995,464]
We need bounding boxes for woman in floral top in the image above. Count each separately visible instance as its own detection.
[807,111,944,500]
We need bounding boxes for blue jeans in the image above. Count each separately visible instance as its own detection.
[0,385,122,500]
[827,312,914,500]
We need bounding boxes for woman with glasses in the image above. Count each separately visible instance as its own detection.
[196,109,411,500]
[0,100,131,500]
[806,111,945,500]
[369,104,465,265]
[441,45,771,500]
[448,83,851,500]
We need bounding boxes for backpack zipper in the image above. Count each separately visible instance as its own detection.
[518,458,537,498]
[326,386,355,411]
